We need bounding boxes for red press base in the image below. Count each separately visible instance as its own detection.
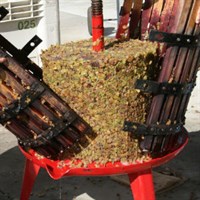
[19,131,188,200]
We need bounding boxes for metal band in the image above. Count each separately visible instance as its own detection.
[19,110,77,147]
[0,6,9,21]
[0,82,45,123]
[134,79,195,95]
[149,29,200,47]
[21,35,42,57]
[123,121,183,136]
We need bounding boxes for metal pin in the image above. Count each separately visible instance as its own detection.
[187,38,191,43]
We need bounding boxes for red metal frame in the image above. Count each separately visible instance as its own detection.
[19,131,188,200]
[92,15,104,51]
[129,169,156,200]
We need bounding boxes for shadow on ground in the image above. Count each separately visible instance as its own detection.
[104,27,116,36]
[0,148,133,200]
[0,131,200,200]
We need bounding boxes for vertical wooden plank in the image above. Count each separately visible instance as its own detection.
[129,0,143,38]
[141,0,154,40]
[116,0,134,39]
[148,0,164,30]
[159,0,176,32]
[177,48,200,121]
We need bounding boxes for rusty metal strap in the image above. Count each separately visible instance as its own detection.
[149,29,200,48]
[0,82,45,124]
[123,121,183,136]
[134,79,195,95]
[19,110,77,148]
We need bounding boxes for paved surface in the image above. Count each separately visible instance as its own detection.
[0,0,200,200]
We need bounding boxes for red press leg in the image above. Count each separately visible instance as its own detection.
[20,159,40,200]
[128,169,156,200]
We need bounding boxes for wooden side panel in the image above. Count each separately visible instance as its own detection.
[140,0,200,154]
[0,48,94,160]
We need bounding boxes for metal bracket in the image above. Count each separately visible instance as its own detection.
[149,29,200,47]
[19,110,77,148]
[0,7,42,78]
[123,121,183,136]
[0,82,45,124]
[134,79,195,95]
[21,35,42,57]
[0,6,8,21]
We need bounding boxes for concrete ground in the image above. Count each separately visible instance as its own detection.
[0,0,200,200]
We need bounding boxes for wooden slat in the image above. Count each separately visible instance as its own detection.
[0,67,25,93]
[128,0,143,38]
[159,1,176,32]
[148,0,164,31]
[24,107,49,130]
[123,0,133,14]
[31,101,58,123]
[177,48,200,121]
[116,0,134,39]
[0,50,35,86]
[0,93,8,107]
[141,0,154,39]
[0,83,16,103]
[5,119,32,139]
